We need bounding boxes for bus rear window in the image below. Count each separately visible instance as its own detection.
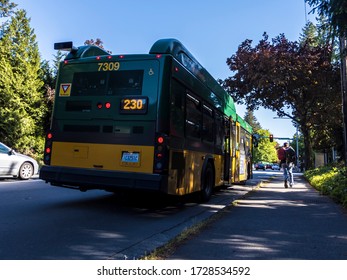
[71,70,144,96]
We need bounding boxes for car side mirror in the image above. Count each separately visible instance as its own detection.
[8,149,14,156]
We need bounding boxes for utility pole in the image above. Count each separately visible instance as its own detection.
[340,35,347,166]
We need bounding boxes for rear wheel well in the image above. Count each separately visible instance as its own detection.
[199,158,215,202]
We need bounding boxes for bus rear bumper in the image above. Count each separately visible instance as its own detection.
[39,165,166,192]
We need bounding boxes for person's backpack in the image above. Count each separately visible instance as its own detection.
[277,148,286,161]
[285,147,296,164]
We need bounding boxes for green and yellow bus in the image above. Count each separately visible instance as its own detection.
[40,39,252,202]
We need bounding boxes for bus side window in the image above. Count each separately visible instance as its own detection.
[185,92,201,139]
[202,104,214,143]
[170,80,185,138]
[215,112,224,153]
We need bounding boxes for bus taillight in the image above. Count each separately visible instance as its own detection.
[44,131,53,165]
[105,102,111,109]
[154,134,169,174]
[97,102,111,109]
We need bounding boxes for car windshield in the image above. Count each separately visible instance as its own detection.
[0,143,11,154]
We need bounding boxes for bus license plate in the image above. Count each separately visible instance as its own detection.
[121,152,140,166]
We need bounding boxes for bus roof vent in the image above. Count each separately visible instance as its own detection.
[149,38,183,55]
[149,38,197,61]
[54,41,110,60]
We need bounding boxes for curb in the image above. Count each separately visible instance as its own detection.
[108,177,268,260]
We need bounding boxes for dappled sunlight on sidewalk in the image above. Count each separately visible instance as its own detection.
[169,174,347,260]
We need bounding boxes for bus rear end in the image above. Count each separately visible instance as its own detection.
[40,43,169,193]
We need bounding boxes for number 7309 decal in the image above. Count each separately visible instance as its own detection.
[98,62,120,71]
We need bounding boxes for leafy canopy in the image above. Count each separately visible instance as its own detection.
[222,32,341,168]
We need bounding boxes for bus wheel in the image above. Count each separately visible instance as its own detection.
[200,162,214,202]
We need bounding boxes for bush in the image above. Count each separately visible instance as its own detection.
[304,164,347,207]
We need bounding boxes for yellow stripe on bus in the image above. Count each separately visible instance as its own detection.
[51,142,154,173]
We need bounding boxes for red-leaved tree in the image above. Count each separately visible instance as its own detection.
[222,33,341,169]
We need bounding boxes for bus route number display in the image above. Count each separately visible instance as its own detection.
[120,97,148,114]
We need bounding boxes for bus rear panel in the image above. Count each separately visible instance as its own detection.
[40,52,170,193]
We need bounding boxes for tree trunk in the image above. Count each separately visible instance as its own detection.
[301,125,313,170]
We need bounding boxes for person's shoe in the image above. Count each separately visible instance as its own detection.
[284,180,288,188]
[290,183,293,188]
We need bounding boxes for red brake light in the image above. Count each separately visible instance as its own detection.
[156,54,162,58]
[154,134,168,174]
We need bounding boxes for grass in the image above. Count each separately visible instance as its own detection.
[304,163,347,207]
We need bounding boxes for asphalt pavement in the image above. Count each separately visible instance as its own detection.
[167,173,347,260]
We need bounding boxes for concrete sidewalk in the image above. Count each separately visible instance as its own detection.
[113,174,265,260]
[166,173,347,260]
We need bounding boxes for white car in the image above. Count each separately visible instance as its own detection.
[0,142,39,179]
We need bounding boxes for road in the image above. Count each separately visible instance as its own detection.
[0,172,267,260]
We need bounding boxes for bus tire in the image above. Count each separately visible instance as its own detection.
[199,162,214,202]
[247,162,252,180]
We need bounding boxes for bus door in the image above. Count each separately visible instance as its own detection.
[235,122,242,182]
[223,117,231,182]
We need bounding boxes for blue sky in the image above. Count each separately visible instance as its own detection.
[14,0,315,142]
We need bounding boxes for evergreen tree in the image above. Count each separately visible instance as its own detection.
[0,9,45,156]
[306,0,347,164]
[0,0,16,18]
[40,50,64,132]
[300,18,343,157]
[299,21,319,46]
[244,109,262,132]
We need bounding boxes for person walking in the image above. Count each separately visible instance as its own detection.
[277,142,296,188]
